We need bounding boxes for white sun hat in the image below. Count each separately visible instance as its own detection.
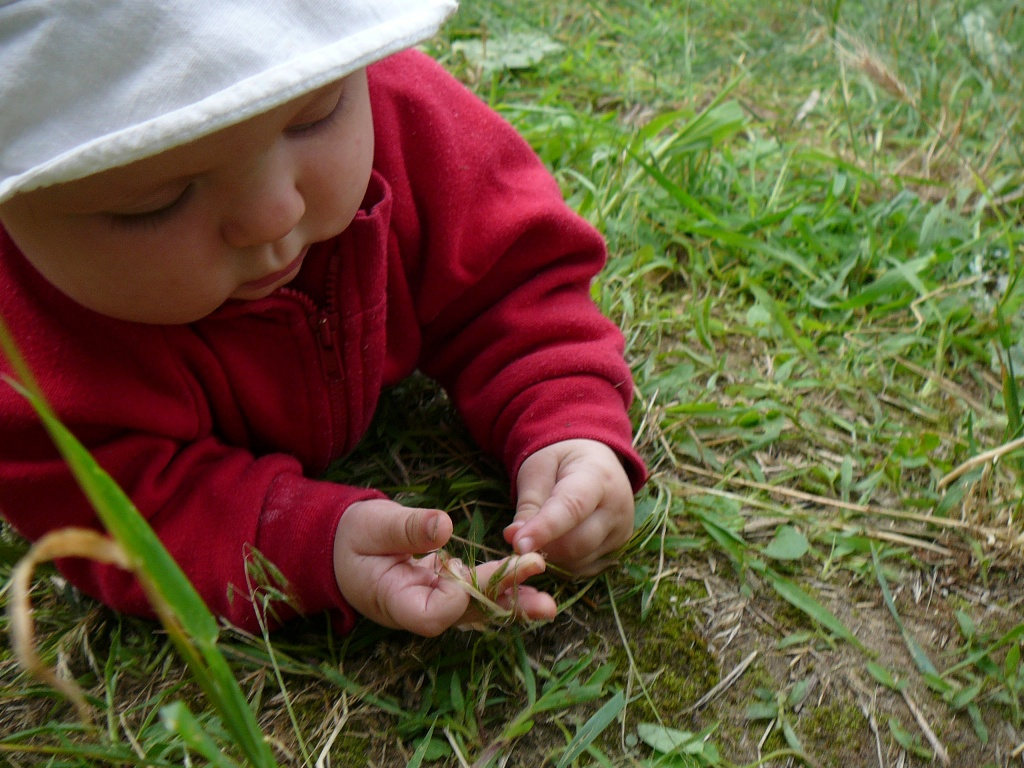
[0,0,458,205]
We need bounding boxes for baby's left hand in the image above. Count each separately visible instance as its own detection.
[505,439,635,577]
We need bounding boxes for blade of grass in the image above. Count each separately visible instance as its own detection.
[161,702,244,768]
[554,690,625,768]
[406,721,438,768]
[0,315,278,768]
[997,306,1023,443]
[745,278,822,364]
[0,740,174,765]
[755,562,865,651]
[871,546,940,678]
[943,623,1024,678]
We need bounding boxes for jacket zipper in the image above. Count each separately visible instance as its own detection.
[279,280,345,461]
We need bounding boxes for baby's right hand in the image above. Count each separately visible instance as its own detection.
[333,499,557,636]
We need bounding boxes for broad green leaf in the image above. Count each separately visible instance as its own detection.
[763,526,809,561]
[944,623,1024,677]
[954,609,976,641]
[746,303,772,328]
[449,671,466,716]
[452,32,563,73]
[636,723,705,755]
[968,702,989,744]
[744,701,779,721]
[787,677,812,709]
[782,720,805,754]
[887,718,931,759]
[1004,643,1021,681]
[778,632,813,649]
[840,456,853,502]
[515,633,538,707]
[866,662,904,692]
[949,681,983,710]
[504,718,535,740]
[835,256,933,310]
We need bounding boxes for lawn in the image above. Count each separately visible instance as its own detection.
[2,0,1023,766]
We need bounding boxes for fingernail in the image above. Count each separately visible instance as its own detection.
[517,537,535,554]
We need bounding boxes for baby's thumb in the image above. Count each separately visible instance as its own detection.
[366,505,452,556]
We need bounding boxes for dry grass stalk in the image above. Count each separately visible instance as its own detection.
[937,435,1024,489]
[10,528,132,724]
[901,687,950,765]
[435,550,528,631]
[314,695,350,768]
[685,649,758,712]
[834,34,916,107]
[715,485,955,554]
[674,463,1004,539]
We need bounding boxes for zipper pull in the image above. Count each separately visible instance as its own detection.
[315,312,336,349]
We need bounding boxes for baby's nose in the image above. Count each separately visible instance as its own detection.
[220,156,305,247]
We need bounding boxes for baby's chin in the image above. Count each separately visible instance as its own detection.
[119,279,298,324]
[227,282,287,304]
[67,289,247,325]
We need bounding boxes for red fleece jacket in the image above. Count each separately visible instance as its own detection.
[0,51,646,633]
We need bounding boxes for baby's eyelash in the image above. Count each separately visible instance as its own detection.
[287,89,348,136]
[108,184,195,230]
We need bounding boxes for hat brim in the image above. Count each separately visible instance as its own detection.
[0,0,457,203]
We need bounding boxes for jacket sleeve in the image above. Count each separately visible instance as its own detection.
[0,293,380,633]
[371,52,647,490]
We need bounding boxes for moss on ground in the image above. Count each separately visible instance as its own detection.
[606,576,720,724]
[800,702,866,768]
[326,734,373,765]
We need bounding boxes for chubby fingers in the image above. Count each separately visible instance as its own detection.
[474,551,547,595]
[508,467,604,556]
[454,553,557,627]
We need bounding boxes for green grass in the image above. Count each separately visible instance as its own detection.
[3,0,1023,765]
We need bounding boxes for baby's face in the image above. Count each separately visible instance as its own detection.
[0,71,374,324]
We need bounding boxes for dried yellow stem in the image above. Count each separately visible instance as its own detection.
[10,528,132,724]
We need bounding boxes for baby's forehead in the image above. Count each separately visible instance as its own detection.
[14,82,348,215]
[0,0,457,205]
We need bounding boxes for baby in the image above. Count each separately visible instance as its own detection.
[0,0,647,636]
